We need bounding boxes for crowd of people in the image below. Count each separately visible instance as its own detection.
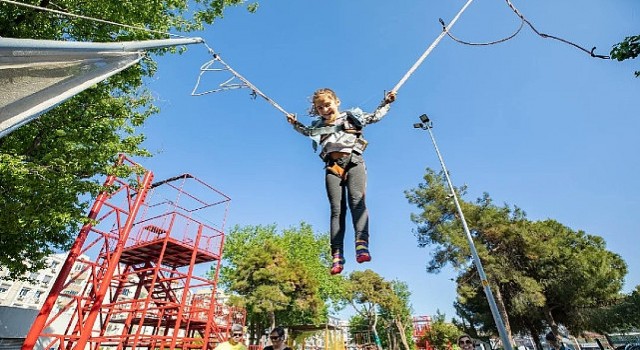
[214,325,292,350]
[216,326,572,350]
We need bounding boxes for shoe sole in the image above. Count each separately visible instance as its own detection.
[356,254,371,263]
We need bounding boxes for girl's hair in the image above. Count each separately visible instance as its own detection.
[308,88,339,116]
[271,326,286,338]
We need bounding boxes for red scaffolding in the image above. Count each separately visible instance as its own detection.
[23,155,245,350]
[413,315,433,350]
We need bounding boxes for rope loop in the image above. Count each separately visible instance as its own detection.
[440,17,525,46]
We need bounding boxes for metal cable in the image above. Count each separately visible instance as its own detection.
[0,0,185,38]
[440,17,525,46]
[192,43,292,116]
[504,0,610,59]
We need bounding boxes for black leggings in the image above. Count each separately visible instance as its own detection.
[325,154,369,253]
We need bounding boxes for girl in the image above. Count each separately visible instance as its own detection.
[287,88,396,274]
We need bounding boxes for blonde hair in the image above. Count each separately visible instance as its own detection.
[308,88,339,116]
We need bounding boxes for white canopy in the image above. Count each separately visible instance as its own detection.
[0,37,203,138]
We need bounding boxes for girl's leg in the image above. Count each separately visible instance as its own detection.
[325,171,347,253]
[346,157,370,249]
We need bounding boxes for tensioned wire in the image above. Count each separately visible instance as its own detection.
[0,0,188,38]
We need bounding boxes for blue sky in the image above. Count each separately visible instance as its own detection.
[138,0,639,320]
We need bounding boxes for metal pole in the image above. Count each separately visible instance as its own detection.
[414,115,513,350]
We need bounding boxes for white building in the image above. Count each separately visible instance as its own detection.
[0,252,91,350]
[0,253,67,309]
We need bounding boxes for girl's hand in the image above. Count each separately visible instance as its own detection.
[286,114,297,124]
[385,91,397,104]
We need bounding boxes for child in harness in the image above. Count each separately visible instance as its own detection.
[287,88,396,274]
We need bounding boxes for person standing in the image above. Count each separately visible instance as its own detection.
[214,324,247,350]
[287,88,396,274]
[546,332,571,350]
[457,334,475,350]
[264,327,292,350]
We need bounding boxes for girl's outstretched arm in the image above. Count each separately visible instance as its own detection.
[363,91,397,125]
[286,114,311,136]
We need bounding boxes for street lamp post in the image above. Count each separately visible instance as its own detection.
[413,114,513,350]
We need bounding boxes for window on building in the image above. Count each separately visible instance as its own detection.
[122,288,130,296]
[18,288,31,299]
[34,290,44,302]
[42,275,53,284]
[50,261,60,270]
[0,284,10,293]
[29,272,39,280]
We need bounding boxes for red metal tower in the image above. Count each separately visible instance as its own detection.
[413,315,433,350]
[23,156,244,350]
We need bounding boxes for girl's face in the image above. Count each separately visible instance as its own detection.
[314,93,340,122]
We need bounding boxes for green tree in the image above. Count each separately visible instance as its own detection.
[216,223,345,343]
[346,270,391,350]
[345,270,414,350]
[406,168,627,343]
[378,280,415,350]
[405,169,518,344]
[280,223,348,314]
[349,314,376,347]
[577,285,640,333]
[0,0,256,278]
[422,312,461,350]
[611,35,640,77]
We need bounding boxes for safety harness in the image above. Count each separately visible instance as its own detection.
[309,111,367,179]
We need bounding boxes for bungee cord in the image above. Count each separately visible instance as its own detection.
[192,0,477,117]
[388,0,475,98]
[189,1,483,122]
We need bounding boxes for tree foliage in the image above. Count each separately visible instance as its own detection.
[611,35,640,77]
[406,168,627,340]
[577,285,640,333]
[0,0,256,278]
[345,270,414,350]
[383,281,416,350]
[216,223,346,343]
[422,312,461,350]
